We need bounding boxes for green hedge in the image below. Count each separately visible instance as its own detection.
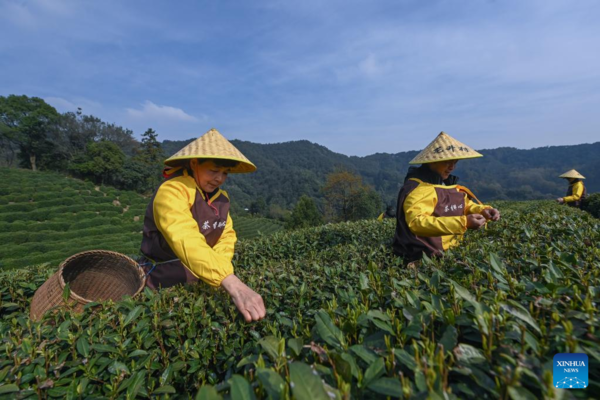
[582,192,600,218]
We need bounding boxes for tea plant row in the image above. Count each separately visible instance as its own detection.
[1,200,598,398]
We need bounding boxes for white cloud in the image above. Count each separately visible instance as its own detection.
[126,101,199,122]
[45,96,102,114]
[45,97,77,112]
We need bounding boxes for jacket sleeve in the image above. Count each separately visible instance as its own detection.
[212,214,237,261]
[404,185,467,237]
[152,179,234,287]
[563,182,584,203]
[465,197,492,215]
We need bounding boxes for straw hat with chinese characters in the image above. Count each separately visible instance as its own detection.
[409,131,483,165]
[164,128,256,173]
[559,169,585,180]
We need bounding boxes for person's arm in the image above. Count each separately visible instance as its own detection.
[153,179,233,287]
[562,182,584,203]
[465,197,491,215]
[212,214,237,261]
[404,186,467,237]
[465,196,500,221]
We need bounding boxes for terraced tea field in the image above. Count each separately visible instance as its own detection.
[234,217,283,240]
[0,168,283,270]
[1,193,599,398]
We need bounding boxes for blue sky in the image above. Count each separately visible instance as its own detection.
[1,0,599,156]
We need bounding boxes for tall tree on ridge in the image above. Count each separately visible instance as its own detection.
[0,95,59,171]
[137,128,165,191]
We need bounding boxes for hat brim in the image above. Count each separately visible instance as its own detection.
[409,153,483,165]
[164,155,256,173]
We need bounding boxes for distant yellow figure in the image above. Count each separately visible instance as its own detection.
[392,132,501,263]
[556,169,587,208]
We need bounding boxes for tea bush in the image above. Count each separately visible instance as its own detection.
[582,192,600,219]
[1,199,599,399]
[233,216,284,240]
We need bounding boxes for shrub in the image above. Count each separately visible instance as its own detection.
[582,192,600,218]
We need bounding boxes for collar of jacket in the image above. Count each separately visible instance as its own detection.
[404,165,459,186]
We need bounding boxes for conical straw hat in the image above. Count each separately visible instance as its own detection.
[409,132,483,165]
[559,169,585,180]
[164,128,256,173]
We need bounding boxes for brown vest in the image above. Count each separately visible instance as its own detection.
[140,174,230,289]
[566,183,587,208]
[393,179,466,262]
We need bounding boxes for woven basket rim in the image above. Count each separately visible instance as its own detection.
[57,250,146,304]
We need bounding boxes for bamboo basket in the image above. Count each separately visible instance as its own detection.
[30,250,145,321]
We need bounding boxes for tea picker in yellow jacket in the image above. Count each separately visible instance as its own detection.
[556,169,587,208]
[393,132,501,263]
[139,128,266,322]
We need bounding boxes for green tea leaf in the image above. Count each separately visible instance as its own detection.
[362,357,385,387]
[501,302,541,334]
[257,368,285,400]
[76,337,90,358]
[289,362,329,400]
[368,377,402,397]
[91,344,117,353]
[153,385,176,395]
[123,305,143,327]
[229,375,255,400]
[439,325,458,353]
[126,371,145,399]
[108,361,130,375]
[394,349,417,371]
[0,384,19,395]
[454,344,486,365]
[259,336,280,361]
[315,310,345,350]
[330,353,352,382]
[450,280,476,303]
[489,253,507,275]
[288,337,303,358]
[195,385,222,400]
[359,273,369,290]
[350,345,377,364]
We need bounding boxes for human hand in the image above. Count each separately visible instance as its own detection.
[481,208,501,222]
[556,198,564,204]
[466,214,487,230]
[221,274,266,322]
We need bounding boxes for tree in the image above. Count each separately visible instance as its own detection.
[322,170,382,222]
[0,95,59,171]
[286,195,323,229]
[136,128,165,191]
[249,196,268,216]
[69,141,126,185]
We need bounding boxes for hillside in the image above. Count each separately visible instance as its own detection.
[163,139,600,211]
[1,201,599,398]
[0,169,283,270]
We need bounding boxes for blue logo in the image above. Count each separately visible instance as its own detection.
[553,353,588,389]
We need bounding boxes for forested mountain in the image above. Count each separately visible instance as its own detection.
[163,139,600,211]
[2,95,597,216]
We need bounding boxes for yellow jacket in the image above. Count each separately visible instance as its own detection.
[142,171,236,287]
[403,179,491,250]
[393,176,491,262]
[563,181,585,203]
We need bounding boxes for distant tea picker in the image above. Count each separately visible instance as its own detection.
[393,132,501,263]
[556,169,587,208]
[139,128,266,322]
